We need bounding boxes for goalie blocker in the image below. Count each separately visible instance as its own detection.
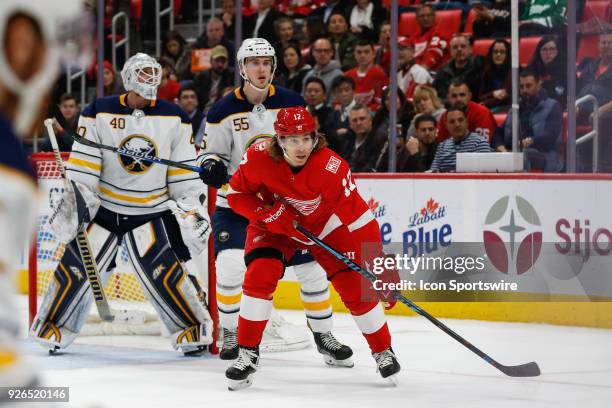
[30,205,213,355]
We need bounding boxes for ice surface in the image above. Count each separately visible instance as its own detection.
[14,295,612,408]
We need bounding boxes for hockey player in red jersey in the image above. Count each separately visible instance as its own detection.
[224,106,401,390]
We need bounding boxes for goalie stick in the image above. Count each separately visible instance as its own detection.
[43,119,114,322]
[295,224,541,378]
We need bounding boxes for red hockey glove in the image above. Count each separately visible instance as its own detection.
[256,201,302,238]
[369,254,401,310]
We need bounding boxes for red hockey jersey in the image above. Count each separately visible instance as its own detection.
[436,101,497,144]
[345,65,389,112]
[227,141,379,246]
[411,24,450,71]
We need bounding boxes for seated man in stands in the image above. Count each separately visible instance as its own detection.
[577,31,612,124]
[409,4,450,71]
[437,80,497,144]
[494,70,563,172]
[344,39,389,111]
[344,104,386,172]
[433,34,484,102]
[430,104,492,173]
[40,93,80,152]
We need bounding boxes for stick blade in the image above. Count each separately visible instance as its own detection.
[499,361,541,377]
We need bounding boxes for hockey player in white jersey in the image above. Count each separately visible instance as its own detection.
[0,0,91,398]
[199,38,354,366]
[30,53,214,355]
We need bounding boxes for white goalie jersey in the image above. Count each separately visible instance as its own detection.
[200,85,305,208]
[67,94,202,215]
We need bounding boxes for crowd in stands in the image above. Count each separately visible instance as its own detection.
[40,0,612,173]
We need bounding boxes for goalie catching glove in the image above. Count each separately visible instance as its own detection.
[167,197,211,256]
[48,180,100,243]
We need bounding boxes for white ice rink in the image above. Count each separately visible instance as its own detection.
[15,296,612,408]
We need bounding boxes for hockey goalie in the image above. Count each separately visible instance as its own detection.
[30,53,214,355]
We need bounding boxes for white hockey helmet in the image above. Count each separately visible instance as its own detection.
[0,0,92,135]
[121,53,163,100]
[237,38,277,92]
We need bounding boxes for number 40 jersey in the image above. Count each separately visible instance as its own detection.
[200,85,304,208]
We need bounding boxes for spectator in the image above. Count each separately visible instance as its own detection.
[430,104,492,172]
[472,0,512,39]
[160,30,192,81]
[194,17,236,67]
[302,38,344,104]
[176,84,206,148]
[310,0,352,25]
[302,15,327,48]
[219,0,236,37]
[407,85,446,138]
[327,11,359,71]
[156,61,181,102]
[326,76,357,154]
[377,113,439,172]
[494,70,563,172]
[273,17,300,57]
[40,93,79,152]
[100,60,125,96]
[304,77,334,130]
[372,86,414,144]
[348,0,388,43]
[409,4,450,71]
[243,0,285,44]
[275,44,312,95]
[345,39,389,111]
[528,35,567,107]
[437,80,497,143]
[374,22,392,74]
[433,34,484,102]
[520,0,567,36]
[478,39,512,112]
[193,45,235,114]
[397,37,433,99]
[594,99,612,172]
[577,31,612,121]
[345,104,386,172]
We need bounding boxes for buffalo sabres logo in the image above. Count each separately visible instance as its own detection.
[118,135,158,173]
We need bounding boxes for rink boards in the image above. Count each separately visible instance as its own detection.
[277,173,612,329]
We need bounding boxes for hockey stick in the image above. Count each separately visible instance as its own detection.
[44,119,114,322]
[54,113,202,173]
[295,224,541,378]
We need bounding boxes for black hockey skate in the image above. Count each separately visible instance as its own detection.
[220,327,239,360]
[373,348,401,385]
[225,346,259,391]
[312,331,354,367]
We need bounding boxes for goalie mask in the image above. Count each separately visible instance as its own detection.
[0,0,93,136]
[237,38,277,93]
[121,53,163,100]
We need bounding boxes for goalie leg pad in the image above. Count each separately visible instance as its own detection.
[30,223,119,350]
[215,249,247,330]
[124,218,212,350]
[291,259,333,334]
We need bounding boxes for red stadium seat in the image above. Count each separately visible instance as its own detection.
[382,0,420,7]
[174,0,181,17]
[398,9,462,39]
[463,9,477,34]
[131,0,143,21]
[494,113,507,128]
[519,36,541,67]
[581,0,612,23]
[472,38,496,57]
